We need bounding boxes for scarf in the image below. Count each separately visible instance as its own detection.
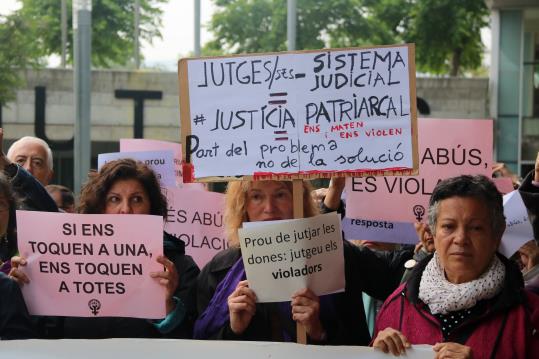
[418,252,505,315]
[193,257,246,339]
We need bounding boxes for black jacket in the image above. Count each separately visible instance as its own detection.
[58,232,199,339]
[0,273,36,339]
[196,240,405,345]
[0,164,58,262]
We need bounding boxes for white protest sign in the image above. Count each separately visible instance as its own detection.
[0,339,434,359]
[238,212,344,302]
[120,138,183,186]
[499,190,535,258]
[98,150,175,187]
[163,187,227,268]
[16,211,165,318]
[179,44,418,180]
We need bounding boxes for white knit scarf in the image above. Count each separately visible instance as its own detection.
[418,252,505,315]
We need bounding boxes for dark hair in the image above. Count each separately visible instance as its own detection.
[46,184,75,209]
[0,173,18,261]
[78,158,167,217]
[428,175,505,237]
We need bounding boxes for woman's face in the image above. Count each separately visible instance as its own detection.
[104,179,151,215]
[0,195,9,236]
[434,196,501,284]
[245,181,294,222]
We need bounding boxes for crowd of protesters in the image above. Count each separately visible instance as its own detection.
[0,127,537,358]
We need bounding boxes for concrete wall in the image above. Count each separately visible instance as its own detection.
[416,77,489,119]
[0,69,489,144]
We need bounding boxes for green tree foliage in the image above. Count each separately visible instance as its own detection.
[405,0,488,76]
[205,0,488,76]
[0,13,44,106]
[17,0,167,68]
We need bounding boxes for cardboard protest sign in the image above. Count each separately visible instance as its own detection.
[346,118,493,224]
[163,187,226,267]
[16,211,165,319]
[238,212,344,302]
[499,190,535,258]
[179,44,418,181]
[98,150,175,187]
[120,139,183,185]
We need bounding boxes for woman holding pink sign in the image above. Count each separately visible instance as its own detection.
[10,159,200,339]
[194,179,405,345]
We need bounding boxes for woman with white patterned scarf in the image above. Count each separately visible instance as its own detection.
[372,175,539,359]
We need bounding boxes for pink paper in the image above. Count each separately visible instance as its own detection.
[163,187,227,268]
[494,177,515,194]
[346,119,493,222]
[16,211,165,319]
[120,139,183,185]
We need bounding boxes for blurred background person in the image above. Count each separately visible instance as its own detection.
[45,184,75,213]
[7,136,54,186]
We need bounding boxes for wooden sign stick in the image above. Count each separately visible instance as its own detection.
[292,179,307,345]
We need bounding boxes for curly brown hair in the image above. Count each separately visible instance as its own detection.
[224,180,319,247]
[78,158,167,216]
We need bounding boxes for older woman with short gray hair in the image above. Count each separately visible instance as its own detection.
[373,175,539,359]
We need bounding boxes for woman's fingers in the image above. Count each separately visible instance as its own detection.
[373,328,410,356]
[9,268,30,285]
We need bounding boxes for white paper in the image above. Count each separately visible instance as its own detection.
[97,150,175,187]
[184,46,414,178]
[239,212,344,302]
[499,190,534,257]
[0,339,434,359]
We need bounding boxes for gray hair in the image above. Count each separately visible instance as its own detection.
[7,136,53,170]
[427,175,505,237]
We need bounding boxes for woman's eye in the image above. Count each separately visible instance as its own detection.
[107,196,119,203]
[132,196,143,203]
[275,191,289,199]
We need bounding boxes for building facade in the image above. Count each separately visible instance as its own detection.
[488,0,539,176]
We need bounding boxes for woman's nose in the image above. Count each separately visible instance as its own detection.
[263,198,276,212]
[118,200,133,214]
[453,227,468,244]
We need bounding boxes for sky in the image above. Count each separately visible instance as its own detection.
[0,0,216,71]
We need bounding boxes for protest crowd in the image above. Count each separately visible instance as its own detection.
[0,122,536,359]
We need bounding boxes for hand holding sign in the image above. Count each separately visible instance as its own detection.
[228,280,257,335]
[8,256,30,286]
[151,255,180,314]
[291,288,324,341]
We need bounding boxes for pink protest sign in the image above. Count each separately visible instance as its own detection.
[346,119,493,222]
[494,177,515,194]
[16,211,165,319]
[120,139,183,185]
[163,187,227,268]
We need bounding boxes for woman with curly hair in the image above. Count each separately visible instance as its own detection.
[11,159,199,339]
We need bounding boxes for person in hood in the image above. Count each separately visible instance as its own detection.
[10,159,199,338]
